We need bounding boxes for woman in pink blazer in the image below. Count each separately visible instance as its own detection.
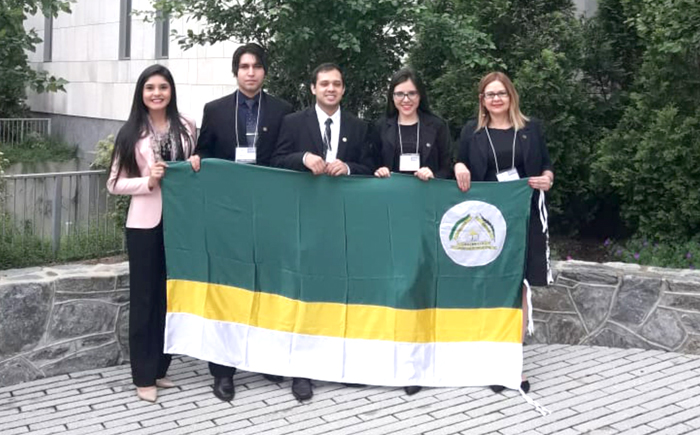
[107,64,196,403]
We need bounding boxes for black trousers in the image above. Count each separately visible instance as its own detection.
[209,362,236,378]
[126,223,172,387]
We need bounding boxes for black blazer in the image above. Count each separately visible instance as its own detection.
[375,111,452,179]
[195,91,293,167]
[271,107,376,175]
[457,118,553,181]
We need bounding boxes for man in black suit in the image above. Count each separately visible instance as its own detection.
[271,63,375,176]
[271,64,375,402]
[189,43,293,403]
[190,43,293,169]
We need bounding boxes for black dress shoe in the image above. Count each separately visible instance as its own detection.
[343,383,365,388]
[291,378,313,401]
[213,376,234,401]
[489,385,506,393]
[263,374,284,383]
[520,380,530,393]
[489,381,530,394]
[404,386,422,395]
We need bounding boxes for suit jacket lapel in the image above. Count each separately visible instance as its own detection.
[518,123,533,174]
[305,107,325,155]
[337,110,351,161]
[383,117,398,161]
[418,114,437,163]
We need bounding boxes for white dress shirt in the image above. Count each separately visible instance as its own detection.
[315,104,341,163]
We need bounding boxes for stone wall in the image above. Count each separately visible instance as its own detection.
[529,261,700,353]
[0,263,129,388]
[2,259,700,388]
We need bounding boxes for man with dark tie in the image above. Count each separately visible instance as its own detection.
[190,43,293,169]
[189,43,293,403]
[271,63,375,177]
[271,63,376,402]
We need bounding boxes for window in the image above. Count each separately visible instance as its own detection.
[119,0,132,59]
[155,10,170,59]
[43,16,53,62]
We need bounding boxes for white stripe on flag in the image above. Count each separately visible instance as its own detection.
[165,312,523,388]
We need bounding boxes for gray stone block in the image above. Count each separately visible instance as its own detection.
[27,334,115,367]
[679,312,700,334]
[117,305,130,362]
[47,301,118,341]
[587,323,660,350]
[54,290,129,304]
[668,280,700,293]
[680,334,700,354]
[610,276,662,326]
[661,293,700,312]
[640,309,687,350]
[555,277,579,288]
[0,357,43,387]
[532,285,576,312]
[532,310,551,322]
[571,285,616,332]
[41,342,120,377]
[116,273,130,289]
[526,321,548,345]
[558,267,619,285]
[548,314,586,344]
[55,276,115,293]
[0,282,52,359]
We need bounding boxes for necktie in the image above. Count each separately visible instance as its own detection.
[245,99,257,147]
[323,118,333,157]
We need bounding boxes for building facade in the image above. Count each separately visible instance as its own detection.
[25,0,238,156]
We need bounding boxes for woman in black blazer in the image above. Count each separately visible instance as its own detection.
[454,72,554,394]
[374,68,451,180]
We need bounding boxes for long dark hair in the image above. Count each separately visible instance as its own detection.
[110,64,192,180]
[385,68,432,118]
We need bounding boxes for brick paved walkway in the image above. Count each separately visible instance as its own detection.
[1,344,699,435]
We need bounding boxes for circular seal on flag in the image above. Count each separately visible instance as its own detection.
[439,200,507,267]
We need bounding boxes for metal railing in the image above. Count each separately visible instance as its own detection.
[0,169,124,261]
[0,118,52,146]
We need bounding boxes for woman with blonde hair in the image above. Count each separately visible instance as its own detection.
[454,71,554,393]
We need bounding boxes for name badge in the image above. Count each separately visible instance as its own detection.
[496,168,520,182]
[235,147,256,164]
[399,153,420,172]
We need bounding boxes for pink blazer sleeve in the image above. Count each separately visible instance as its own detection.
[107,155,151,196]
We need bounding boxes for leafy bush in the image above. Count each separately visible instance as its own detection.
[593,0,700,242]
[605,237,700,270]
[1,133,77,165]
[91,134,129,229]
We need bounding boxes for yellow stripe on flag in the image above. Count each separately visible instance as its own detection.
[167,279,522,343]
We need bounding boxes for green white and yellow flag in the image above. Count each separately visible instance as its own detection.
[162,160,533,389]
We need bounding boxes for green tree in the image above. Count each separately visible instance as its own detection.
[594,0,700,241]
[149,0,422,117]
[0,0,71,118]
[410,0,600,234]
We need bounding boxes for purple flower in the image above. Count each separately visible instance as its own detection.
[687,252,693,259]
[634,252,640,260]
[690,264,696,270]
[566,255,573,261]
[643,240,648,247]
[616,249,623,256]
[604,238,611,247]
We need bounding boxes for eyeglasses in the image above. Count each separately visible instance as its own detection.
[393,91,419,100]
[483,91,509,100]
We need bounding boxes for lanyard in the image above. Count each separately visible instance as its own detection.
[397,120,420,155]
[234,91,262,148]
[484,126,517,174]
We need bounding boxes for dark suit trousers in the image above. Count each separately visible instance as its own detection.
[209,362,237,378]
[126,223,172,387]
